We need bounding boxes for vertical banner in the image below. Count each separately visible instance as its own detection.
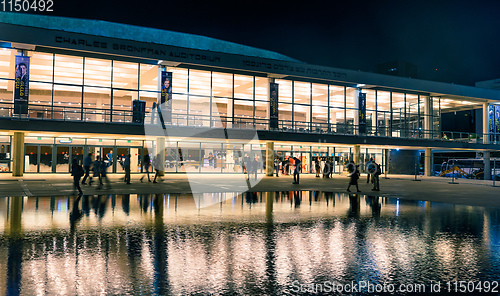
[160,71,173,123]
[488,105,495,134]
[270,83,279,129]
[495,105,500,140]
[358,92,367,133]
[14,55,30,114]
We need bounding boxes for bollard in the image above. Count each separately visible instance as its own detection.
[449,158,458,184]
[413,153,421,182]
[494,159,497,187]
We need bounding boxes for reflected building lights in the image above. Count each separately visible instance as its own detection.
[0,194,497,294]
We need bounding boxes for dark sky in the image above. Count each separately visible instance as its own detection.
[35,0,500,86]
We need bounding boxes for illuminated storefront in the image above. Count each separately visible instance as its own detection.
[0,12,498,176]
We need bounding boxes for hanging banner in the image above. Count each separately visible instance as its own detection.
[488,105,495,135]
[270,83,279,129]
[160,71,173,123]
[358,92,366,133]
[14,55,30,114]
[495,105,500,136]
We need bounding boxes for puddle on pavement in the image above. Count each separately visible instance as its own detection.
[1,192,500,295]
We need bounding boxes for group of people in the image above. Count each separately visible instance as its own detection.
[244,154,262,181]
[346,158,382,192]
[314,158,335,178]
[71,153,112,195]
[70,152,165,195]
[273,156,302,184]
[271,155,382,191]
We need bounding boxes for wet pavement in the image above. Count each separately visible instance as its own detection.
[1,192,500,295]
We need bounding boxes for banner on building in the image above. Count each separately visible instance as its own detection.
[160,71,173,124]
[14,55,30,115]
[488,105,495,135]
[495,105,500,136]
[358,92,367,133]
[270,83,279,129]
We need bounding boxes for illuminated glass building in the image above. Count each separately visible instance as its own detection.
[0,13,499,177]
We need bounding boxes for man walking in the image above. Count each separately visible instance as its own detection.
[293,156,302,184]
[366,158,373,183]
[71,158,84,196]
[124,154,131,184]
[275,156,280,177]
[93,156,102,186]
[372,161,381,191]
[82,153,93,185]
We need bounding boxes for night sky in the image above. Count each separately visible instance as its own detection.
[32,0,500,86]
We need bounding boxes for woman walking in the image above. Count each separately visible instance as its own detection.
[346,161,361,192]
[141,153,151,182]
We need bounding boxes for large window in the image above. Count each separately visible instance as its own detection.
[329,85,345,132]
[84,58,111,87]
[30,52,53,83]
[112,61,138,90]
[54,55,83,85]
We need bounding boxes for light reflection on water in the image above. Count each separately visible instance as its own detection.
[0,192,500,295]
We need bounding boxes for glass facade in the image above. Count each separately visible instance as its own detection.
[0,48,481,138]
[0,46,491,174]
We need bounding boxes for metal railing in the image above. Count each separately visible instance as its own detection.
[1,102,498,144]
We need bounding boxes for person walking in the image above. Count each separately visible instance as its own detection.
[99,158,110,189]
[93,156,102,186]
[153,153,162,183]
[293,156,302,184]
[82,153,93,185]
[346,161,361,192]
[315,159,321,177]
[366,158,373,184]
[251,155,259,181]
[71,158,84,196]
[141,153,151,182]
[372,161,381,191]
[275,156,280,177]
[124,154,131,184]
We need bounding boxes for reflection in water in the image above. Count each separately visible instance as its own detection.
[0,192,500,295]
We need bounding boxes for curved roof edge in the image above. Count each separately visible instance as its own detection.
[0,12,300,63]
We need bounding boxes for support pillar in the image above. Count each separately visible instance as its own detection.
[266,142,274,176]
[424,96,432,138]
[424,148,432,177]
[483,102,490,144]
[484,151,491,180]
[156,137,165,176]
[353,144,361,165]
[12,132,24,177]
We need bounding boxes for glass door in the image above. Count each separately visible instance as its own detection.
[40,146,53,172]
[56,146,70,173]
[25,145,38,173]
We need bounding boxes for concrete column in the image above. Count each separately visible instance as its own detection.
[266,142,274,176]
[424,148,432,177]
[383,149,389,174]
[424,96,432,138]
[483,102,490,144]
[353,144,361,165]
[12,132,25,177]
[156,137,165,176]
[484,151,491,180]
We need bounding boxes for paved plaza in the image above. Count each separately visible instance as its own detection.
[1,173,499,208]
